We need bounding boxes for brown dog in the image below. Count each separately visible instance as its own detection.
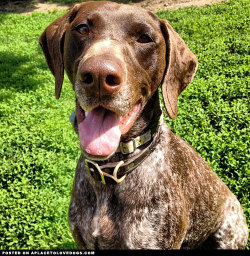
[39,1,248,249]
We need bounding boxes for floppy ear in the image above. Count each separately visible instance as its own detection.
[39,5,80,99]
[160,20,198,119]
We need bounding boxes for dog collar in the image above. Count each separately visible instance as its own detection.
[84,126,161,185]
[116,113,163,154]
[84,112,163,185]
[69,109,163,185]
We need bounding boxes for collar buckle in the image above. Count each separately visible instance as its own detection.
[119,129,152,154]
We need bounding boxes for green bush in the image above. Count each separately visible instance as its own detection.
[0,0,249,249]
[158,0,249,247]
[0,11,78,249]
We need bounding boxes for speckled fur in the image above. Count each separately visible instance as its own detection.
[68,123,248,249]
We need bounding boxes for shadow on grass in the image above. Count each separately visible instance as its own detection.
[0,50,50,99]
[47,0,145,3]
[0,0,70,14]
[0,0,145,14]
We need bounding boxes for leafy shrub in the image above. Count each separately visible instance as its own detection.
[0,0,249,249]
[158,0,249,248]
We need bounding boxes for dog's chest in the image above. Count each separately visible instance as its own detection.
[73,184,164,249]
[69,141,171,249]
[89,197,121,249]
[69,127,184,249]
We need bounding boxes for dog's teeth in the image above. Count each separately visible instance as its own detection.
[85,111,89,117]
[97,150,102,155]
[86,149,90,154]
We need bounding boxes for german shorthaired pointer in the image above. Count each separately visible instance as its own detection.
[39,1,248,249]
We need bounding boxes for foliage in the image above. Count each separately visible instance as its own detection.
[0,0,249,249]
[0,11,78,249]
[158,0,250,247]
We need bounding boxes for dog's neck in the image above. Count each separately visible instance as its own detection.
[121,91,162,142]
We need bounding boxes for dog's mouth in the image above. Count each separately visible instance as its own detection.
[76,100,142,158]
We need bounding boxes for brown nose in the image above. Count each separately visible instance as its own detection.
[79,55,124,95]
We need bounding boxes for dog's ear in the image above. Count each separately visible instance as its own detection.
[160,20,198,119]
[39,5,80,99]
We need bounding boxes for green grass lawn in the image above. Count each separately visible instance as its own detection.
[0,0,249,249]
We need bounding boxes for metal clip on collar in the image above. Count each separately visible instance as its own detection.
[85,159,127,185]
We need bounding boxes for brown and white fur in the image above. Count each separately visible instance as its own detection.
[39,1,248,249]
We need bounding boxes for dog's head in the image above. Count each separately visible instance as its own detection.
[39,1,197,160]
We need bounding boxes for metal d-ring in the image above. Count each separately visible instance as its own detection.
[85,159,106,185]
[112,160,126,183]
[85,159,127,184]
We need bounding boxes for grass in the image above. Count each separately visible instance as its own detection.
[0,0,249,249]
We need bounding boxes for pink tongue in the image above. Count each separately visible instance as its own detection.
[78,107,121,157]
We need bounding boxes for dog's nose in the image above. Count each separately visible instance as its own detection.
[79,56,124,95]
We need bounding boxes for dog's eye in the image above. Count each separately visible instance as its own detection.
[76,24,89,35]
[137,34,154,44]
